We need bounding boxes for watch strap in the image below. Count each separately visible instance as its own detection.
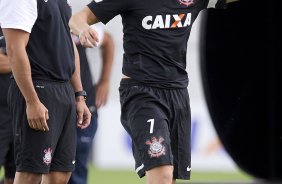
[75,90,87,99]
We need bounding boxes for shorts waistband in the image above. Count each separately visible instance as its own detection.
[11,78,70,84]
[120,78,143,87]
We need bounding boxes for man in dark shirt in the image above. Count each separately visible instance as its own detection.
[69,0,238,183]
[0,29,15,184]
[0,0,91,183]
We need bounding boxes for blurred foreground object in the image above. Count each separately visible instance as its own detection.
[200,0,281,182]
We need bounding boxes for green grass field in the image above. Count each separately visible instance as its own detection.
[1,165,253,184]
[88,165,252,184]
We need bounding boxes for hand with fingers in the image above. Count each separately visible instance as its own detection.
[78,26,99,48]
[26,100,49,132]
[76,97,92,129]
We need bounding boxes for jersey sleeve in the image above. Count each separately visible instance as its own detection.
[0,0,37,33]
[87,0,129,24]
[203,0,227,9]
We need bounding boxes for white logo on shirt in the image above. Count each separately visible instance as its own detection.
[142,13,192,30]
[43,0,48,2]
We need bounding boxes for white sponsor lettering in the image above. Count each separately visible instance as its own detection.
[142,13,192,30]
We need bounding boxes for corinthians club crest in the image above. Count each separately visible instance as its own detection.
[43,148,53,166]
[146,136,166,158]
[179,0,194,7]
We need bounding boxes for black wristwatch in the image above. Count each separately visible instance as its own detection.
[75,90,87,100]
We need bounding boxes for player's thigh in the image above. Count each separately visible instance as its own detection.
[129,102,173,172]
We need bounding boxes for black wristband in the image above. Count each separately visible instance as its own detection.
[75,90,87,100]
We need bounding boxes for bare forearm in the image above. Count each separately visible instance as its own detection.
[9,48,39,103]
[69,7,98,36]
[99,32,114,83]
[70,41,83,93]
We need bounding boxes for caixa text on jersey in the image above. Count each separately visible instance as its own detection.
[142,13,192,30]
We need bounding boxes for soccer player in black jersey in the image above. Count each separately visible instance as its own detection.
[0,0,91,184]
[69,0,238,183]
[0,29,15,184]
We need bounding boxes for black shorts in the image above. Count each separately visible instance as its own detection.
[119,79,191,180]
[7,80,77,174]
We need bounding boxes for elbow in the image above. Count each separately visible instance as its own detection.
[5,44,23,67]
[103,32,115,51]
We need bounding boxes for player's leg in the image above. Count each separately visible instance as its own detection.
[69,115,98,184]
[8,81,76,184]
[3,141,16,184]
[146,165,174,184]
[0,105,14,184]
[7,80,54,184]
[2,177,13,184]
[42,81,77,184]
[119,79,174,184]
[0,132,14,184]
[41,171,72,184]
[13,172,41,184]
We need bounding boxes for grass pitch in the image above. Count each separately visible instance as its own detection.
[88,165,252,184]
[0,165,252,184]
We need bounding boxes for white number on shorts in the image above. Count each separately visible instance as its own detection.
[147,119,155,134]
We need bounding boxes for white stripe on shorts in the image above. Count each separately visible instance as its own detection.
[135,164,144,173]
[207,0,219,8]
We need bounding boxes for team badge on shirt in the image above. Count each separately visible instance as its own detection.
[43,148,53,166]
[146,136,166,158]
[178,0,194,6]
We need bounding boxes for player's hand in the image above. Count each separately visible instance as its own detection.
[95,81,109,109]
[78,26,99,48]
[76,97,91,129]
[26,100,49,132]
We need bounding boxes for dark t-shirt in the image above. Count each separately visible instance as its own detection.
[0,31,11,122]
[26,0,75,81]
[88,0,225,88]
[0,74,10,107]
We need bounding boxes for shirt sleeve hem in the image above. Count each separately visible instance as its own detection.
[0,23,32,33]
[87,4,110,24]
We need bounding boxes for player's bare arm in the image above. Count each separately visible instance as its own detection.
[2,28,49,132]
[69,7,100,48]
[95,32,114,108]
[71,40,91,129]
